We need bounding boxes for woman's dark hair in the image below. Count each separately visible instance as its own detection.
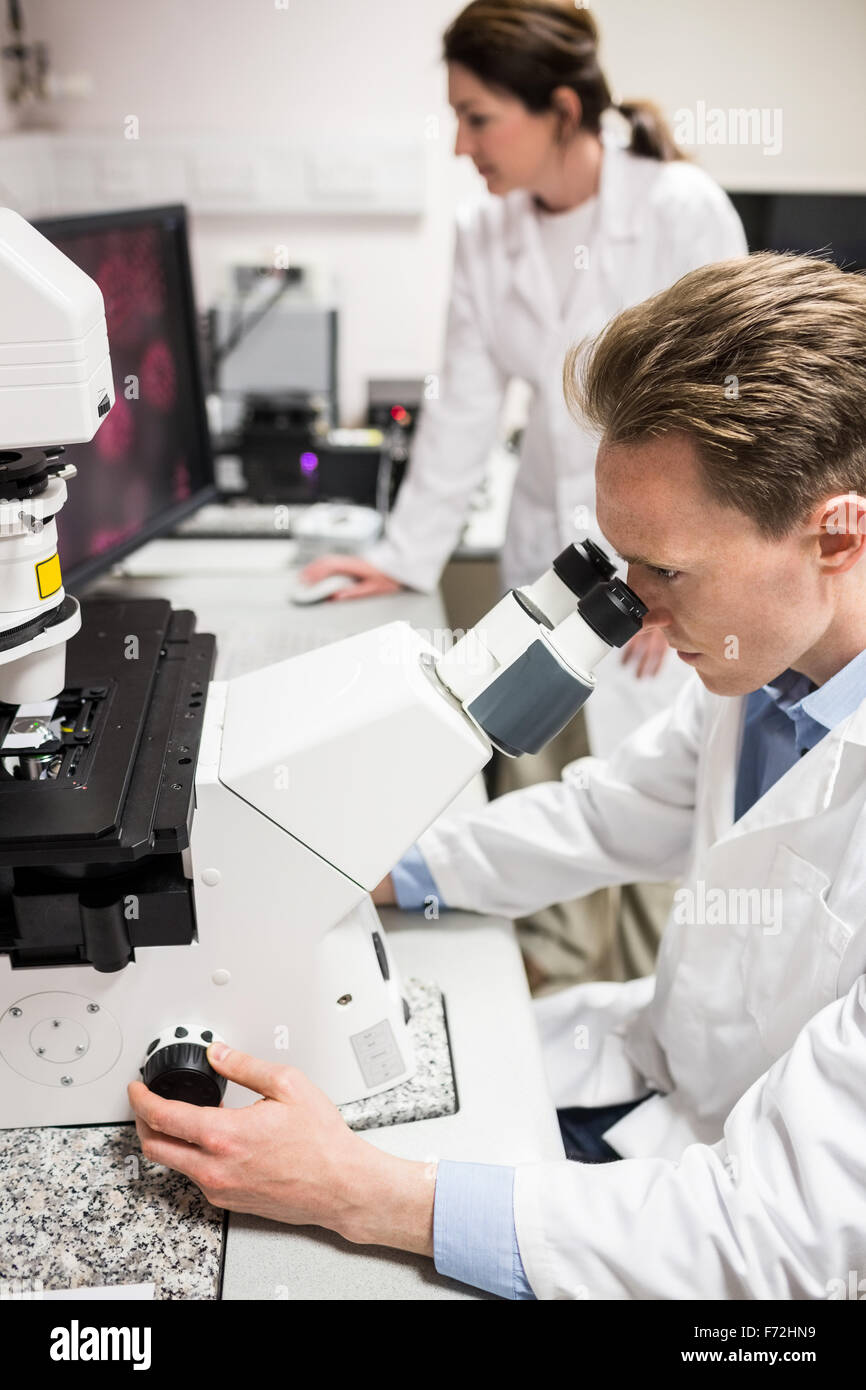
[443,0,684,162]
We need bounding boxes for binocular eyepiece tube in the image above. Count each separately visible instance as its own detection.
[435,539,647,757]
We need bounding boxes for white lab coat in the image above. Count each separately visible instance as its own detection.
[369,132,747,598]
[416,675,866,1298]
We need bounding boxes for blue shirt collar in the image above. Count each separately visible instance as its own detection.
[763,647,866,750]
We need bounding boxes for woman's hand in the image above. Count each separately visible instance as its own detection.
[619,626,670,678]
[299,554,403,601]
[128,1046,435,1252]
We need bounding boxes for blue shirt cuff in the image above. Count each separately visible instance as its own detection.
[390,845,448,914]
[433,1160,535,1300]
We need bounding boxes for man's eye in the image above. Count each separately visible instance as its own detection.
[468,115,489,128]
[651,567,680,582]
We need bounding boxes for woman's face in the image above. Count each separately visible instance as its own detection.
[448,62,562,195]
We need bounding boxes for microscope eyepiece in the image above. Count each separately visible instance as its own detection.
[552,539,617,598]
[578,578,647,649]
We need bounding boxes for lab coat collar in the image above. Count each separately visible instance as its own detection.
[596,128,641,241]
[500,133,637,330]
[762,647,866,745]
[501,191,559,329]
[710,686,866,849]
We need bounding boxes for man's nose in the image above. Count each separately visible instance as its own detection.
[640,607,674,634]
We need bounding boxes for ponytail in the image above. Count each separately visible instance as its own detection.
[617,99,686,162]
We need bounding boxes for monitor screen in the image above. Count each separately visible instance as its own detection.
[727,192,866,272]
[34,204,215,590]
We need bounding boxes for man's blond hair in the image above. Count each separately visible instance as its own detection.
[565,252,866,533]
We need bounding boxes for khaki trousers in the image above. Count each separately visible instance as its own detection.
[491,707,675,998]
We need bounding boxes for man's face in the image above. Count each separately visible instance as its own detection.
[596,433,833,696]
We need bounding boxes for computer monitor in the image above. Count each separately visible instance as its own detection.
[34,204,216,590]
[727,191,866,272]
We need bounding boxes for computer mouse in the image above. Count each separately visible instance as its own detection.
[288,573,359,605]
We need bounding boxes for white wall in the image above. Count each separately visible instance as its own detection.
[8,0,866,422]
[596,0,866,189]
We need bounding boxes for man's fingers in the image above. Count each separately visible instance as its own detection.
[206,1043,293,1101]
[128,1079,227,1146]
[133,1113,212,1183]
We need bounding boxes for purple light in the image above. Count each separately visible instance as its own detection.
[300,451,319,475]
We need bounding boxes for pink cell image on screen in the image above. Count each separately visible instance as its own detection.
[89,520,142,555]
[95,253,144,349]
[173,457,191,501]
[95,232,167,348]
[140,338,177,411]
[94,394,134,462]
[46,217,210,579]
[126,230,167,315]
[123,475,152,523]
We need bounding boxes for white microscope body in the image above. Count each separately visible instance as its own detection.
[0,210,645,1129]
[0,619,492,1126]
[0,208,114,706]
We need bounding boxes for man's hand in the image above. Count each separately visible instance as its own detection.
[619,626,670,678]
[372,873,396,906]
[128,1045,435,1254]
[298,554,403,601]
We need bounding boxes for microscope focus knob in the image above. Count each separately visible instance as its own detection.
[141,1042,227,1107]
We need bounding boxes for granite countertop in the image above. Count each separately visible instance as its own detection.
[0,1123,224,1300]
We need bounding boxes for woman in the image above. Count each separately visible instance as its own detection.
[305,1,745,619]
[306,0,747,990]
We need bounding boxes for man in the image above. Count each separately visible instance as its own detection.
[130,252,866,1299]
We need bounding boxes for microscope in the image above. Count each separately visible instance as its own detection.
[0,209,647,1129]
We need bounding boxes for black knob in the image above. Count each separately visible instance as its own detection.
[141,1042,227,1107]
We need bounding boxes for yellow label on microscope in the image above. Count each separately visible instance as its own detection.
[36,552,62,599]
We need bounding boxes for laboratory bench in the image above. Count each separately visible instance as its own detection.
[0,539,563,1301]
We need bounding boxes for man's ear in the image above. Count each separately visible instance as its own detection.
[816,493,866,574]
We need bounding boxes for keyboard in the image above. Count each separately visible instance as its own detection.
[113,538,297,577]
[175,503,300,538]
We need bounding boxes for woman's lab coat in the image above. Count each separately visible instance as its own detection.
[416,676,866,1297]
[369,133,747,597]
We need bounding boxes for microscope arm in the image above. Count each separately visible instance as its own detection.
[212,621,491,895]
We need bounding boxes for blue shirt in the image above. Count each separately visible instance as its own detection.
[410,652,866,1298]
[391,845,447,912]
[734,651,866,818]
